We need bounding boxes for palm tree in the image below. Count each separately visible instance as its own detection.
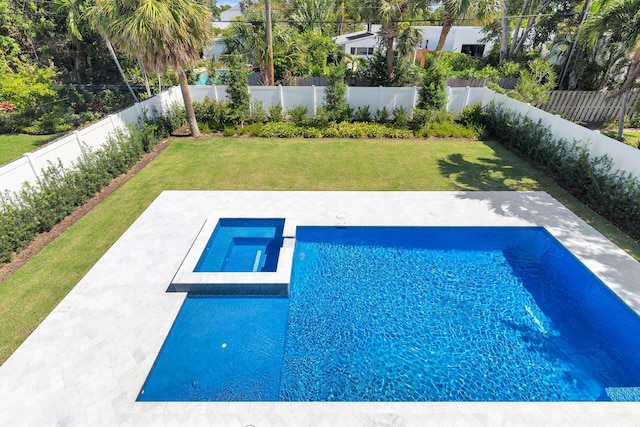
[88,0,213,137]
[364,0,429,78]
[436,0,500,53]
[582,0,640,139]
[221,9,299,85]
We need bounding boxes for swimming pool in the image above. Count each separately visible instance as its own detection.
[139,226,640,402]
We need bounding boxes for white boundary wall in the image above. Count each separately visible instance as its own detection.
[2,85,640,195]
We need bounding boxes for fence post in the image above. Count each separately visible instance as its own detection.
[73,131,84,151]
[464,86,471,109]
[279,84,285,110]
[312,85,316,117]
[378,86,383,112]
[22,153,39,180]
[213,84,218,101]
[412,86,418,112]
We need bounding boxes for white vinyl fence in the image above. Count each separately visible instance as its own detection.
[2,85,640,195]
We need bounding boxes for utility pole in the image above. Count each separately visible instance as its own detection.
[265,0,275,86]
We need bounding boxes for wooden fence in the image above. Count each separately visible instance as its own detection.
[538,90,640,124]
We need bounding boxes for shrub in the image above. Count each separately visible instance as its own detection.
[392,107,409,127]
[324,64,350,122]
[375,107,390,124]
[268,103,284,122]
[353,106,371,122]
[0,116,167,264]
[417,55,447,112]
[287,105,309,124]
[465,101,640,239]
[248,100,267,124]
[223,52,251,124]
[410,108,432,131]
[263,122,300,138]
[423,121,479,138]
[193,97,230,131]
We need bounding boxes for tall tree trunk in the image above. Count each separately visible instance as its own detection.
[499,6,509,64]
[618,89,630,140]
[178,66,200,138]
[104,37,139,102]
[510,0,530,54]
[386,35,395,79]
[436,16,453,52]
[137,57,152,97]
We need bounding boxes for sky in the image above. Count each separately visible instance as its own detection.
[217,0,238,5]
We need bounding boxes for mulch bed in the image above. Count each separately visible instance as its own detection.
[0,138,172,283]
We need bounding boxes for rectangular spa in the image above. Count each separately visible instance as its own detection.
[141,225,640,402]
[194,218,285,273]
[171,218,294,294]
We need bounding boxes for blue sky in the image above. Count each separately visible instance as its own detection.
[218,0,238,5]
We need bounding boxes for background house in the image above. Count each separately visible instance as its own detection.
[333,26,493,58]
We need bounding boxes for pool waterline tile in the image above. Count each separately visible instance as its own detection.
[1,191,640,426]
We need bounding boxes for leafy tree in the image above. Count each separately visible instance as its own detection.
[582,0,640,138]
[221,8,299,84]
[509,58,556,105]
[0,61,57,111]
[88,0,213,137]
[364,0,429,78]
[223,52,251,124]
[417,55,447,111]
[324,64,350,121]
[359,51,420,86]
[436,0,500,53]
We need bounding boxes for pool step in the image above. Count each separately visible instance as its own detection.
[605,387,640,401]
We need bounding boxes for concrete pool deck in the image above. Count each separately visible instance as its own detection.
[1,191,640,426]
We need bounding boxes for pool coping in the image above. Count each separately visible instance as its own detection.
[1,191,639,426]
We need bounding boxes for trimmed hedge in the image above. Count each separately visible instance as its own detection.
[462,102,640,239]
[262,122,414,139]
[0,114,173,264]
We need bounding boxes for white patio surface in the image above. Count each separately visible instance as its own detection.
[1,191,640,426]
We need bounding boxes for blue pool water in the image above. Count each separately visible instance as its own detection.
[139,226,640,402]
[194,218,284,272]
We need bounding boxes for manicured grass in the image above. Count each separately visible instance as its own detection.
[0,134,62,165]
[602,129,640,148]
[1,137,639,365]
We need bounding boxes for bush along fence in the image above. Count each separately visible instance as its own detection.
[461,102,640,240]
[0,110,180,264]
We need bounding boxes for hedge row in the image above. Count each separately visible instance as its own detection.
[0,112,173,264]
[461,102,640,239]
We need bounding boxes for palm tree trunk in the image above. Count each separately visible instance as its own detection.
[499,6,509,64]
[178,66,200,138]
[386,36,395,79]
[104,37,139,103]
[618,89,630,140]
[436,17,453,52]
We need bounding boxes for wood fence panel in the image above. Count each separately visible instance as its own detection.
[539,90,640,123]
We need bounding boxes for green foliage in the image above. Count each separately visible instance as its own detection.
[248,100,267,124]
[392,107,409,127]
[465,101,640,239]
[0,118,166,263]
[420,121,480,139]
[353,106,372,122]
[262,122,310,138]
[223,52,251,124]
[509,59,556,105]
[324,64,350,122]
[358,51,420,87]
[323,122,413,138]
[375,107,390,124]
[268,103,284,122]
[287,105,309,123]
[417,56,447,112]
[410,108,432,131]
[193,97,229,131]
[0,61,57,110]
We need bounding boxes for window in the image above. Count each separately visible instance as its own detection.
[351,47,375,56]
[461,44,485,57]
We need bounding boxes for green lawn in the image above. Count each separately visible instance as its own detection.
[0,133,62,165]
[1,137,639,366]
